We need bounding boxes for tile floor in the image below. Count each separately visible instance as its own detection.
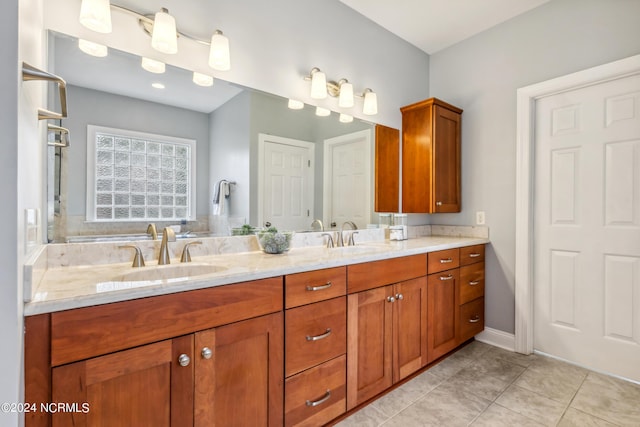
[335,341,640,427]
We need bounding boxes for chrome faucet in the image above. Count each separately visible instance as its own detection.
[310,219,324,232]
[147,223,158,240]
[338,221,358,247]
[158,227,176,265]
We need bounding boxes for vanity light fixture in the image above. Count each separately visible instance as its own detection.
[79,0,112,33]
[339,113,353,123]
[141,57,166,74]
[304,67,377,115]
[79,0,231,70]
[192,72,214,87]
[150,8,178,54]
[78,39,108,57]
[287,99,304,110]
[315,106,331,117]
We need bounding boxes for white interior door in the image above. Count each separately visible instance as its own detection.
[323,130,372,230]
[533,73,640,381]
[258,134,314,231]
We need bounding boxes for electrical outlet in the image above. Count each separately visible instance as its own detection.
[476,211,486,225]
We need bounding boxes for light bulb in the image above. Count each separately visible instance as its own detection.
[151,8,178,54]
[339,113,353,123]
[78,39,108,57]
[193,72,214,87]
[288,99,304,110]
[310,69,327,99]
[338,81,354,108]
[363,89,378,115]
[209,31,230,71]
[315,107,331,117]
[79,0,112,33]
[141,57,165,74]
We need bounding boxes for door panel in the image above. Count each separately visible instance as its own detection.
[534,74,640,381]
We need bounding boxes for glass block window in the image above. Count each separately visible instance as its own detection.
[86,125,196,222]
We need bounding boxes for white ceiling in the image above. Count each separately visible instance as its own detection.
[339,0,551,54]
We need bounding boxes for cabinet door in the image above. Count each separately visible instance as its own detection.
[194,312,283,427]
[374,124,400,213]
[432,105,461,212]
[51,336,194,427]
[346,286,393,410]
[427,269,460,363]
[393,277,428,381]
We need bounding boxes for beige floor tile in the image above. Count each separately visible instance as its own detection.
[514,363,585,404]
[381,382,491,427]
[570,372,640,426]
[444,356,525,401]
[335,404,388,427]
[484,345,539,368]
[426,351,474,381]
[558,408,619,427]
[371,371,443,417]
[453,340,493,359]
[470,403,544,426]
[495,384,567,427]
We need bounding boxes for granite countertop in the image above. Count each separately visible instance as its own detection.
[24,235,489,316]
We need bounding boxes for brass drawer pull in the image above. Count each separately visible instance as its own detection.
[469,281,480,286]
[440,258,453,264]
[440,274,454,281]
[469,253,481,258]
[306,328,332,341]
[306,281,332,292]
[306,390,331,407]
[469,316,481,323]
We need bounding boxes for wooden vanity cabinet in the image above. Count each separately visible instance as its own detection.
[284,267,348,427]
[346,256,428,410]
[27,277,284,427]
[401,98,462,213]
[459,244,486,342]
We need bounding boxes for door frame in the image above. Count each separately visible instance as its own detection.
[322,129,373,228]
[514,54,640,354]
[257,133,315,229]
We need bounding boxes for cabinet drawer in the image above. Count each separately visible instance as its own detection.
[285,267,346,308]
[427,248,460,274]
[460,244,485,266]
[459,262,485,305]
[459,297,484,343]
[285,297,346,377]
[348,254,427,293]
[285,355,346,427]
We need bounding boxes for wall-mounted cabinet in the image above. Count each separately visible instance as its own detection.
[401,98,462,213]
[374,124,400,213]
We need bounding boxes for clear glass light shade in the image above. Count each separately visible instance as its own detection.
[315,107,331,117]
[151,9,178,54]
[78,39,108,57]
[338,82,354,108]
[79,0,112,33]
[141,57,166,74]
[193,72,214,87]
[287,99,304,110]
[363,89,378,115]
[208,31,231,71]
[339,113,353,123]
[310,70,327,99]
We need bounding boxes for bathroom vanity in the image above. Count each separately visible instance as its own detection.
[24,234,487,427]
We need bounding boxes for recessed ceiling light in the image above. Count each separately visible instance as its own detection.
[151,82,165,89]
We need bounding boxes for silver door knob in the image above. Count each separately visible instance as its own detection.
[395,293,404,300]
[201,347,213,360]
[387,296,396,303]
[178,354,191,367]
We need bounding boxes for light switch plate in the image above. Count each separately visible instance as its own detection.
[476,211,486,225]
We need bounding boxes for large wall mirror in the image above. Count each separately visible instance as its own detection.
[47,30,381,243]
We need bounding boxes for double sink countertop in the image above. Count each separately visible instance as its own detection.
[24,228,489,316]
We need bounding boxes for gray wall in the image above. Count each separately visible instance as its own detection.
[428,0,640,334]
[64,85,210,217]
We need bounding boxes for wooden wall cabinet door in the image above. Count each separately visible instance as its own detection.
[427,269,460,363]
[401,98,462,213]
[347,285,393,410]
[52,336,194,427]
[194,312,284,427]
[374,124,400,213]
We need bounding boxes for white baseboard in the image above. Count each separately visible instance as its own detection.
[475,327,516,352]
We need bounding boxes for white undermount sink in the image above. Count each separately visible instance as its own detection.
[116,263,228,282]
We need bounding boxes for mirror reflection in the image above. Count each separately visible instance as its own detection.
[47,31,376,243]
